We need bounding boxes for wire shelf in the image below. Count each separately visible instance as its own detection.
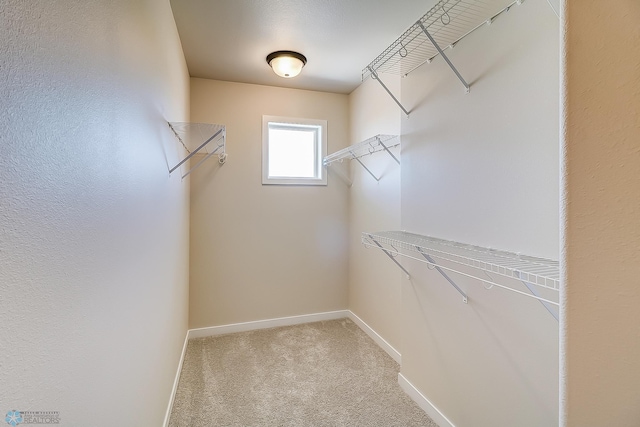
[362,0,519,81]
[362,231,559,292]
[323,135,399,166]
[168,122,226,179]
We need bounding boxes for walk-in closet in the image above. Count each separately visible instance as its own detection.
[2,1,638,426]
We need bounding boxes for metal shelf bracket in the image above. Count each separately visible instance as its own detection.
[416,21,470,93]
[353,153,380,182]
[368,67,410,117]
[168,122,226,179]
[366,234,411,279]
[515,271,559,322]
[377,136,401,165]
[324,162,353,187]
[416,246,468,303]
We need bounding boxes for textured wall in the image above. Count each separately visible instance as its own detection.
[188,78,349,329]
[399,1,560,426]
[0,1,190,425]
[561,1,640,425]
[347,75,403,353]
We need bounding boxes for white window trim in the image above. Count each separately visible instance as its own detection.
[262,115,328,186]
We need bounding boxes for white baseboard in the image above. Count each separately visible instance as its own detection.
[398,373,455,427]
[347,311,401,364]
[188,310,350,339]
[163,331,189,427]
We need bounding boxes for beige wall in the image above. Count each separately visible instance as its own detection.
[0,1,190,426]
[399,1,560,426]
[561,1,640,425]
[347,75,403,353]
[188,78,349,328]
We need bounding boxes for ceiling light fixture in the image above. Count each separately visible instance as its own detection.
[266,51,307,78]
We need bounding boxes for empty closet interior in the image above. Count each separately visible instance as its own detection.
[185,1,559,426]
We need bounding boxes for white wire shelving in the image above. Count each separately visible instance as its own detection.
[362,231,560,317]
[323,134,400,182]
[168,122,227,179]
[362,0,524,115]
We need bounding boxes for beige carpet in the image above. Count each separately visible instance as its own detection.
[168,318,438,427]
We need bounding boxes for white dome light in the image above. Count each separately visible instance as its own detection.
[266,51,307,78]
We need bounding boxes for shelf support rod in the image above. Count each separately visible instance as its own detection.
[377,137,400,165]
[368,235,411,279]
[169,128,224,174]
[417,21,470,93]
[352,152,380,181]
[324,163,353,187]
[368,66,410,117]
[416,247,468,304]
[181,143,224,179]
[515,272,559,322]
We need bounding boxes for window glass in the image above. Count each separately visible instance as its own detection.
[262,116,327,185]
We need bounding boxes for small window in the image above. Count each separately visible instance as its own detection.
[262,116,327,185]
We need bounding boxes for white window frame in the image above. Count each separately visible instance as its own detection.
[262,115,327,186]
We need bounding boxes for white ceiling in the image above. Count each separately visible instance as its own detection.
[170,0,436,94]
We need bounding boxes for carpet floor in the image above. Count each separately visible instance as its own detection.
[168,318,438,427]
